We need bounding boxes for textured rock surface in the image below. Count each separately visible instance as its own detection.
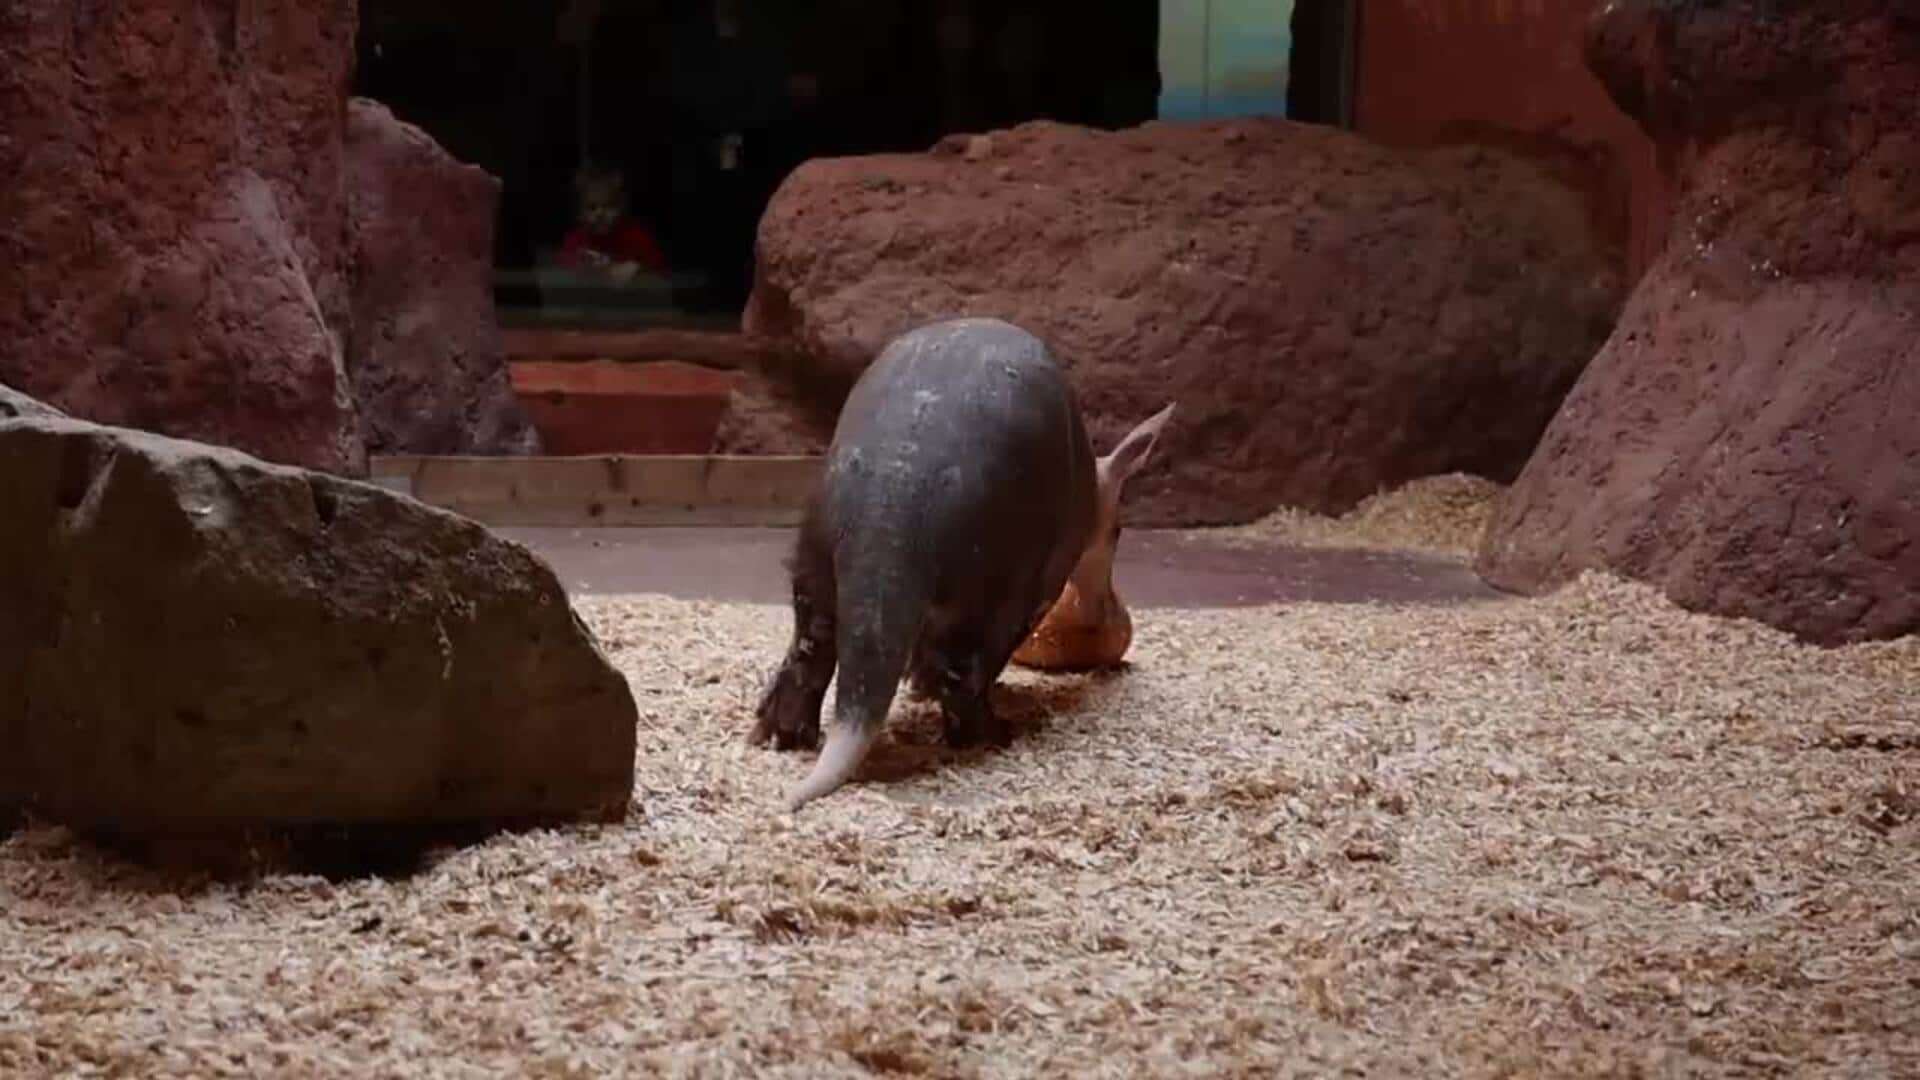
[746,119,1623,524]
[1478,0,1920,645]
[711,374,832,456]
[345,98,540,457]
[0,398,637,833]
[1,383,65,421]
[0,0,365,473]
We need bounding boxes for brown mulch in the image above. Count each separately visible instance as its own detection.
[3,572,1918,1076]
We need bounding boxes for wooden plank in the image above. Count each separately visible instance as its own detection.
[368,455,824,527]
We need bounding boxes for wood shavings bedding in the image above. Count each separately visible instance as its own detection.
[1197,473,1505,557]
[3,572,1917,1076]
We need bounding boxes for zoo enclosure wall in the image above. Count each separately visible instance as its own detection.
[1349,0,1674,281]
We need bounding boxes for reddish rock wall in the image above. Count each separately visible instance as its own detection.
[1353,0,1673,279]
[0,0,365,473]
[1477,0,1920,645]
[747,119,1624,525]
[345,99,539,457]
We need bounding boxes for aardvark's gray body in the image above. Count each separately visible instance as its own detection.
[750,317,1099,810]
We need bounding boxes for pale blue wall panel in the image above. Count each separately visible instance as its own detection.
[1158,0,1294,120]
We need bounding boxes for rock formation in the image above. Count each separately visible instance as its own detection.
[0,0,365,473]
[746,119,1624,524]
[1,383,65,421]
[1478,0,1920,645]
[0,385,637,835]
[345,99,541,457]
[0,5,538,473]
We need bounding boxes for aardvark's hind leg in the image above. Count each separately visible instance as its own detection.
[749,511,836,751]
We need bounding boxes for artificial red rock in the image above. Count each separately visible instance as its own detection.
[0,0,365,473]
[345,99,540,457]
[746,118,1623,524]
[1478,0,1920,645]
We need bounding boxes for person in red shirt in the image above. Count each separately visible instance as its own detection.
[556,164,669,283]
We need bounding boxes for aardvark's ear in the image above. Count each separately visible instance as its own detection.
[1098,401,1175,490]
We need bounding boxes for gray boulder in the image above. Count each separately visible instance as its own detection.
[0,392,637,835]
[1,383,65,420]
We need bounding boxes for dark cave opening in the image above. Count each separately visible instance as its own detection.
[353,0,1163,331]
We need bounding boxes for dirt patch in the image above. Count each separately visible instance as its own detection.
[4,574,1917,1075]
